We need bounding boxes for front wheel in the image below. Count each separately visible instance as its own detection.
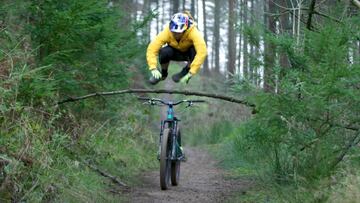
[160,128,171,190]
[171,129,181,186]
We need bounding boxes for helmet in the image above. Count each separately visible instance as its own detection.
[169,13,189,33]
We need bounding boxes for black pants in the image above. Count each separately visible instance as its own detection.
[159,46,196,67]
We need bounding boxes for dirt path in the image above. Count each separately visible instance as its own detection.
[127,147,250,203]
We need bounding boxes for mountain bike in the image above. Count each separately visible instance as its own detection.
[138,97,205,190]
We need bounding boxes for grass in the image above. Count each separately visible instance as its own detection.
[0,86,159,202]
[203,128,360,203]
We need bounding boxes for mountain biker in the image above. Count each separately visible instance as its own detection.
[147,11,207,85]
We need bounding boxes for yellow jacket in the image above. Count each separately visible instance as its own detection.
[146,24,207,75]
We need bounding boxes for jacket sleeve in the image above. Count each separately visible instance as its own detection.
[189,28,207,75]
[146,29,168,70]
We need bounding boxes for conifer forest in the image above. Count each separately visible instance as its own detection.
[0,0,359,202]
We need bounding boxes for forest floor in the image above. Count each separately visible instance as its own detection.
[125,147,251,203]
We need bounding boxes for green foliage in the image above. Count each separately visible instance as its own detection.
[28,0,148,98]
[1,0,156,201]
[225,16,360,202]
[0,58,156,201]
[243,24,262,48]
[183,12,360,202]
[190,120,235,145]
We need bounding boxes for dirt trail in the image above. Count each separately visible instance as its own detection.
[127,147,250,203]
[126,70,249,202]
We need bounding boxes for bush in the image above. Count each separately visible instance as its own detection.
[227,16,360,201]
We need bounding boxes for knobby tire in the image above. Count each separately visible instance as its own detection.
[171,129,181,186]
[160,128,171,190]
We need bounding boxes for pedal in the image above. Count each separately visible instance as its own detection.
[178,155,187,162]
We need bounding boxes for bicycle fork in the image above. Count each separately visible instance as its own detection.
[159,120,178,161]
[171,122,178,160]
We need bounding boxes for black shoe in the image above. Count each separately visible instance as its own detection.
[157,153,160,161]
[149,70,168,85]
[172,65,190,83]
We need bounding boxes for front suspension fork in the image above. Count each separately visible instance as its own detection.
[159,121,178,160]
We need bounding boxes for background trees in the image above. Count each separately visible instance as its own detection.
[1,0,359,202]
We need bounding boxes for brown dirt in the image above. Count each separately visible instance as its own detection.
[126,147,251,203]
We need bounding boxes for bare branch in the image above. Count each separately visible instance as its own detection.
[313,10,342,23]
[57,89,255,107]
[331,130,360,169]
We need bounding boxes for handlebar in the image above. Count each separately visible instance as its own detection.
[138,97,206,106]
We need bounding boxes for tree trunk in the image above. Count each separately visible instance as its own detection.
[237,0,243,77]
[257,0,265,87]
[143,0,150,41]
[253,0,263,86]
[172,0,180,14]
[191,0,196,18]
[228,0,236,79]
[156,0,160,33]
[249,0,255,83]
[202,0,210,75]
[279,0,290,75]
[214,0,221,73]
[242,0,248,80]
[306,0,317,30]
[263,0,277,92]
[358,40,360,58]
[212,35,215,69]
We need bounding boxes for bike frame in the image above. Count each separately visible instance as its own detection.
[139,97,206,189]
[139,97,205,161]
[160,101,180,161]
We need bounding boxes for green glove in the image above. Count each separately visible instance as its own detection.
[180,73,192,84]
[151,69,162,79]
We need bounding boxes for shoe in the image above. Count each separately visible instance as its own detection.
[149,70,168,85]
[172,65,190,83]
[157,153,160,161]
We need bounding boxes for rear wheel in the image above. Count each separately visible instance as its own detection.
[160,128,171,190]
[171,161,180,185]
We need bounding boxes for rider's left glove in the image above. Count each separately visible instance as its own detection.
[151,69,162,79]
[180,73,192,84]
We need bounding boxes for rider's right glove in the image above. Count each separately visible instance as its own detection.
[151,69,162,79]
[180,73,192,84]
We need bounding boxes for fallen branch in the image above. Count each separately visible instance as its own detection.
[84,161,128,187]
[65,147,128,187]
[57,88,255,107]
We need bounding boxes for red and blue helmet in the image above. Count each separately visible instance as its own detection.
[169,13,190,33]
